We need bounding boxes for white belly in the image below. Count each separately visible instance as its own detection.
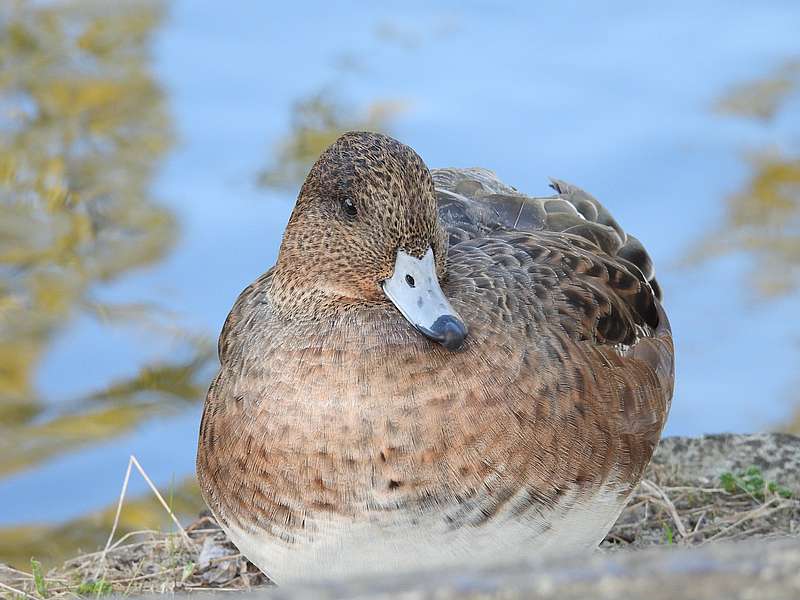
[219,479,629,584]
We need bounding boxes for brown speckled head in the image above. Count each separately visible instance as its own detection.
[271,132,448,315]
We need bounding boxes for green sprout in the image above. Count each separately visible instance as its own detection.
[30,558,48,598]
[76,580,112,597]
[661,522,674,545]
[719,466,794,501]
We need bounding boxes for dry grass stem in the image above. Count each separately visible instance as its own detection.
[128,455,194,548]
[0,580,40,600]
[639,479,689,539]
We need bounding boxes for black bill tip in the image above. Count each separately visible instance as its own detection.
[428,315,468,351]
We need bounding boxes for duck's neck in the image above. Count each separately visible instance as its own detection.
[268,260,380,322]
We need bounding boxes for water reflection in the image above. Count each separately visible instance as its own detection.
[257,92,404,190]
[688,58,800,431]
[691,59,800,299]
[715,60,800,122]
[0,0,210,564]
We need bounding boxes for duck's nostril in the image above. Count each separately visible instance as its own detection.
[405,274,415,288]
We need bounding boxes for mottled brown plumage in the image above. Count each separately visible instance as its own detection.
[196,132,674,583]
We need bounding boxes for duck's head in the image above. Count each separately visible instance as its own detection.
[273,131,467,351]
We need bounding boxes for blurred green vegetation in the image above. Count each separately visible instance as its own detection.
[689,59,800,432]
[690,59,800,299]
[714,60,800,122]
[1,0,173,407]
[257,92,405,190]
[0,346,212,479]
[0,0,213,566]
[686,150,800,298]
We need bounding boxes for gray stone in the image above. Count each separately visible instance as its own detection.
[252,537,800,599]
[652,433,800,490]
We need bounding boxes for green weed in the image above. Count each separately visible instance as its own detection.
[719,466,794,501]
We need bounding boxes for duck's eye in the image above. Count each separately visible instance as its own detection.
[342,198,357,218]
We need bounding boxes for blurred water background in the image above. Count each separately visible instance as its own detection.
[1,0,798,566]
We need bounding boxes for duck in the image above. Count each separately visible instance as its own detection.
[196,131,674,584]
